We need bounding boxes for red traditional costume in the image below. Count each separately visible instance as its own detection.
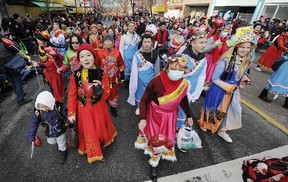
[67,44,117,163]
[205,33,229,84]
[38,47,65,103]
[97,47,124,107]
[258,32,288,69]
[135,71,192,166]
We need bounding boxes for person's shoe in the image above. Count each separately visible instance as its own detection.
[150,166,157,182]
[135,107,140,115]
[110,106,118,117]
[217,131,233,143]
[18,98,33,106]
[200,126,207,132]
[255,67,262,72]
[283,105,288,109]
[58,150,68,164]
[258,95,272,103]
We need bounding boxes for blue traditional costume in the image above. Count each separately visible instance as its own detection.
[198,27,255,142]
[119,32,140,80]
[127,48,160,106]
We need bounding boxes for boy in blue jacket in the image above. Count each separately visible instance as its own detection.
[27,91,68,164]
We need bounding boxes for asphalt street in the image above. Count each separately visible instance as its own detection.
[0,52,287,182]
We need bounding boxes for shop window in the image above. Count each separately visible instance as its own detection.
[275,5,288,19]
[261,5,277,19]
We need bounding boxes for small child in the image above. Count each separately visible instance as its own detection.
[27,91,68,164]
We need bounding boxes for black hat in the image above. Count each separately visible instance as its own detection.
[13,14,20,19]
[112,17,118,21]
[103,34,114,42]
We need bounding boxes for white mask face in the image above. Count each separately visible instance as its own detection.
[220,32,229,38]
[168,70,184,81]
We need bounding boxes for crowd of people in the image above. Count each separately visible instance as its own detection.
[0,11,287,182]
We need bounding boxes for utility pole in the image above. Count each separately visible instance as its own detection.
[45,0,51,22]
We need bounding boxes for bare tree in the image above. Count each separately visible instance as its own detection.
[116,0,130,15]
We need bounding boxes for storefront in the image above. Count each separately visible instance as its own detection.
[212,0,258,21]
[259,0,288,20]
[182,0,211,18]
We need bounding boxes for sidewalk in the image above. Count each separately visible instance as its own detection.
[148,145,288,182]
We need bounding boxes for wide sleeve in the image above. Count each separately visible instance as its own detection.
[212,60,235,92]
[67,74,78,117]
[190,60,207,102]
[127,54,138,105]
[119,35,126,59]
[139,78,156,120]
[257,37,267,44]
[204,37,217,53]
[27,110,41,143]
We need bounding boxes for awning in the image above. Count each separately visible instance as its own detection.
[152,5,166,13]
[31,1,66,11]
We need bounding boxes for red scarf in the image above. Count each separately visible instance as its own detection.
[157,29,167,45]
[159,71,183,95]
[212,34,228,63]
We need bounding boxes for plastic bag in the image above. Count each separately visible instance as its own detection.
[177,126,202,152]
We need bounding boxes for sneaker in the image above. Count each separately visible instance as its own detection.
[135,107,140,115]
[200,126,207,132]
[255,67,262,72]
[58,150,68,164]
[18,98,33,106]
[217,131,233,143]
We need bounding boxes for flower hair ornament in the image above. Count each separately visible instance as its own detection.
[190,32,208,41]
[165,55,189,72]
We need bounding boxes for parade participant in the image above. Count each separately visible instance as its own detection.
[67,43,117,163]
[135,54,193,181]
[33,31,65,103]
[0,35,32,106]
[61,20,72,39]
[198,27,255,143]
[98,34,125,117]
[119,22,140,80]
[96,21,107,36]
[74,27,87,43]
[169,28,184,54]
[156,22,170,49]
[255,28,288,71]
[27,91,68,164]
[204,24,230,86]
[127,34,160,115]
[57,34,83,74]
[87,24,103,51]
[50,20,66,56]
[250,23,269,62]
[177,31,208,129]
[258,54,288,109]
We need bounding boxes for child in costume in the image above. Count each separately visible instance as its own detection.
[27,91,68,164]
[98,34,125,117]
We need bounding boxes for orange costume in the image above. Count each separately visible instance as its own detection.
[67,44,117,163]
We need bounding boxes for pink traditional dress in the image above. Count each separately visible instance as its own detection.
[169,35,183,54]
[135,71,191,167]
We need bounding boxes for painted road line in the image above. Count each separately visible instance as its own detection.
[240,98,288,135]
[144,145,288,182]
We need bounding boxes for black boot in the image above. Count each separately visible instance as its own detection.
[258,88,272,103]
[150,166,157,182]
[110,106,118,117]
[58,150,68,164]
[283,97,288,109]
